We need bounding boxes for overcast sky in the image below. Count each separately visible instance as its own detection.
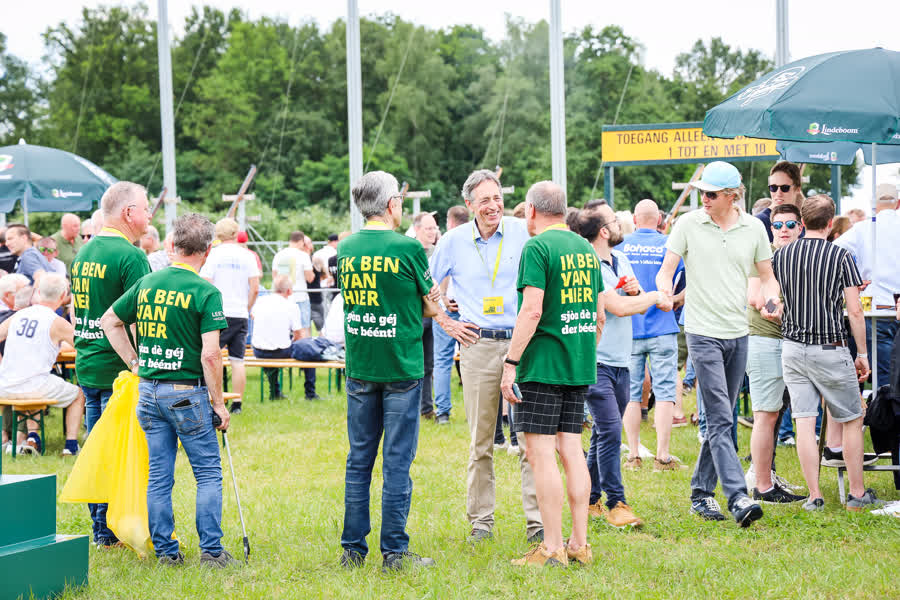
[3,0,898,209]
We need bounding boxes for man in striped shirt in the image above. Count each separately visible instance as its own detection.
[773,194,882,511]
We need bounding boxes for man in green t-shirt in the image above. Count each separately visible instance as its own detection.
[101,213,235,568]
[338,171,477,573]
[501,181,603,568]
[51,213,84,271]
[71,180,150,547]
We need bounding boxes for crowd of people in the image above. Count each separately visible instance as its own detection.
[0,157,897,571]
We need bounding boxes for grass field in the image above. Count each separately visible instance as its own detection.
[5,368,899,600]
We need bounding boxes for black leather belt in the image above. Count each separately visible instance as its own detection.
[140,377,204,387]
[478,328,513,340]
[822,340,847,349]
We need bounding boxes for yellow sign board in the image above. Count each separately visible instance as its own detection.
[602,125,778,165]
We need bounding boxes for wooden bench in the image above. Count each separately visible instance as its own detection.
[0,398,54,458]
[241,358,345,401]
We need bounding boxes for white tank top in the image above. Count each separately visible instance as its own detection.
[0,305,62,386]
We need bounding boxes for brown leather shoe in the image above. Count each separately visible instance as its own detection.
[421,410,435,420]
[606,501,644,529]
[624,455,642,471]
[653,456,684,471]
[588,500,607,519]
[566,542,592,565]
[511,542,568,567]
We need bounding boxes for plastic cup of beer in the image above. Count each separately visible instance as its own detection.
[860,295,872,312]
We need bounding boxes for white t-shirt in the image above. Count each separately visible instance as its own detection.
[199,243,260,319]
[272,247,313,302]
[250,293,302,350]
[321,294,345,345]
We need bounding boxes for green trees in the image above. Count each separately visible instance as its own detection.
[2,7,855,230]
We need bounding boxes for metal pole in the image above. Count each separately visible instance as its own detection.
[604,166,614,210]
[775,0,790,67]
[156,0,177,234]
[830,165,841,213]
[548,0,567,194]
[346,0,364,232]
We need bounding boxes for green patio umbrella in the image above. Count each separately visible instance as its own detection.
[776,140,900,166]
[0,140,117,226]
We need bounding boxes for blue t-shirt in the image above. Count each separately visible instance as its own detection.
[15,246,51,284]
[616,229,683,339]
[595,249,634,368]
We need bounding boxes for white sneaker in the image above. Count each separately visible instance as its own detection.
[771,471,804,492]
[2,441,11,455]
[871,500,900,517]
[745,465,756,490]
[507,444,521,456]
[493,441,508,452]
[697,431,705,444]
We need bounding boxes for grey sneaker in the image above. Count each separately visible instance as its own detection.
[340,549,365,569]
[847,488,886,512]
[158,552,184,566]
[468,528,493,543]
[382,551,435,572]
[200,550,241,568]
[803,497,825,511]
[731,496,763,528]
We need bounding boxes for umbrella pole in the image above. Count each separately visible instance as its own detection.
[23,186,29,228]
[870,143,878,392]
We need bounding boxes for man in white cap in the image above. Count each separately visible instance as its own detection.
[656,161,781,527]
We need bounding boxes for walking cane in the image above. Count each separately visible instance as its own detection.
[212,412,251,562]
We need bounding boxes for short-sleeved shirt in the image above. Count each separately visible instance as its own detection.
[773,238,862,346]
[51,231,84,270]
[16,247,51,283]
[516,228,602,386]
[272,247,313,302]
[595,250,635,368]
[746,243,783,339]
[429,217,531,330]
[756,207,774,243]
[667,208,772,339]
[338,229,434,382]
[112,266,227,380]
[199,242,260,319]
[72,233,151,388]
[617,228,683,339]
[250,293,302,351]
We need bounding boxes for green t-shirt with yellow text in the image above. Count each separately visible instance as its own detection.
[72,234,151,388]
[112,266,227,380]
[516,228,603,386]
[338,229,433,382]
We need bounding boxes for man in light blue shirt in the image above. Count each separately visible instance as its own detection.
[578,205,671,528]
[429,169,541,543]
[834,183,900,386]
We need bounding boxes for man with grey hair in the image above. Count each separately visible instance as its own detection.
[414,211,439,418]
[52,213,83,270]
[102,212,235,567]
[430,169,543,544]
[140,224,161,255]
[0,273,85,456]
[71,180,151,547]
[338,170,477,572]
[500,181,603,567]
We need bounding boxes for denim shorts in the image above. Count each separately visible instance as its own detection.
[629,334,678,403]
[297,300,311,329]
[745,335,785,412]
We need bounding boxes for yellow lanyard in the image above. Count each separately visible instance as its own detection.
[171,262,198,275]
[100,227,130,242]
[472,221,504,288]
[541,223,568,234]
[365,220,389,228]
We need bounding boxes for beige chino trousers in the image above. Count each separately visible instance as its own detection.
[460,338,542,537]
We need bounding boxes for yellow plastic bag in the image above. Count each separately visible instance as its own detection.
[61,372,154,558]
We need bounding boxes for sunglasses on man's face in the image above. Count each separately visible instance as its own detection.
[772,220,799,230]
[37,246,56,253]
[703,191,719,199]
[769,184,792,193]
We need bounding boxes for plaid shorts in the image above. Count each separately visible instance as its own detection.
[512,382,587,435]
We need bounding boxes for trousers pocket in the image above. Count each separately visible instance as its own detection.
[171,400,205,436]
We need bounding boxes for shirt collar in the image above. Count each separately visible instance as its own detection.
[472,219,503,243]
[635,228,656,233]
[698,207,749,229]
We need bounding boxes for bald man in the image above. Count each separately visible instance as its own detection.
[617,199,686,470]
[52,213,84,270]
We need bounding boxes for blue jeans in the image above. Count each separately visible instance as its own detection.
[82,386,117,545]
[684,355,697,389]
[686,334,750,508]
[297,300,311,329]
[341,377,421,557]
[432,310,459,416]
[585,364,630,509]
[136,381,224,558]
[867,318,899,387]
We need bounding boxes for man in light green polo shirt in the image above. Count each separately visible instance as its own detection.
[51,213,84,271]
[656,161,781,528]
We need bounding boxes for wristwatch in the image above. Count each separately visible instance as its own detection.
[130,358,139,369]
[504,357,519,366]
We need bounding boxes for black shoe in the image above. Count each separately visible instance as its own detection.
[340,549,365,569]
[468,528,493,543]
[752,485,806,504]
[640,408,649,422]
[230,402,242,415]
[731,496,763,528]
[306,394,322,401]
[158,552,184,566]
[690,497,726,521]
[821,447,845,467]
[526,528,544,544]
[436,414,450,425]
[737,415,754,428]
[272,393,288,401]
[382,551,435,572]
[200,550,241,568]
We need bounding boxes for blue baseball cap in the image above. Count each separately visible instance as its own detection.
[692,161,742,192]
